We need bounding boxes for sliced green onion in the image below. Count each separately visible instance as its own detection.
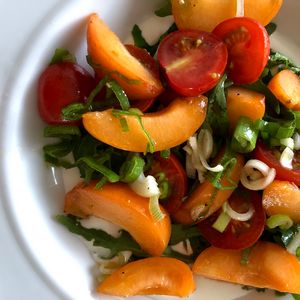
[78,157,119,183]
[212,210,231,233]
[149,195,165,222]
[43,125,81,138]
[119,155,145,183]
[95,177,108,189]
[231,117,259,153]
[106,80,130,111]
[158,181,170,200]
[266,214,293,230]
[50,48,76,65]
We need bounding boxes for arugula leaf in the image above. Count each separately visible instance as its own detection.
[131,23,177,56]
[169,224,201,245]
[268,51,300,75]
[50,48,76,65]
[155,0,172,17]
[265,22,277,36]
[205,74,232,136]
[56,215,147,258]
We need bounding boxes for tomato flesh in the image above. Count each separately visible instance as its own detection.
[198,188,266,250]
[213,17,270,84]
[157,30,228,96]
[38,61,95,124]
[148,153,188,215]
[254,140,300,186]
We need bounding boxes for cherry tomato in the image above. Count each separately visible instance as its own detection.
[254,140,300,186]
[38,61,95,124]
[148,153,188,215]
[157,30,228,96]
[197,188,266,250]
[125,44,159,112]
[212,17,270,84]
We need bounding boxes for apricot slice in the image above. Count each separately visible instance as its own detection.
[268,69,300,111]
[98,257,196,297]
[83,96,208,152]
[173,152,244,225]
[64,181,171,256]
[227,86,265,131]
[172,0,283,32]
[263,180,300,222]
[87,13,163,100]
[193,241,300,294]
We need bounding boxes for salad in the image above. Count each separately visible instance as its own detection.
[37,0,300,298]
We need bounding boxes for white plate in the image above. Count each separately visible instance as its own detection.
[0,0,298,299]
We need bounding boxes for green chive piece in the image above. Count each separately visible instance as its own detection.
[149,195,165,222]
[231,117,259,153]
[212,210,231,233]
[266,214,293,230]
[86,77,108,106]
[61,103,89,121]
[77,157,119,183]
[106,80,130,111]
[50,48,76,65]
[95,177,108,189]
[43,125,81,138]
[119,155,145,183]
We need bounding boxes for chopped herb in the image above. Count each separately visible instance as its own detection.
[119,155,145,183]
[169,224,202,245]
[155,0,172,17]
[160,149,171,159]
[50,48,76,65]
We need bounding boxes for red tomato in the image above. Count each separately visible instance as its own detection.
[254,140,300,186]
[148,153,188,215]
[197,188,266,250]
[157,30,228,96]
[213,17,270,84]
[38,62,95,124]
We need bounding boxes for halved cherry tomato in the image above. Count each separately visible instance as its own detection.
[212,17,270,84]
[254,140,300,186]
[197,188,266,250]
[157,30,228,96]
[148,153,188,215]
[38,61,95,124]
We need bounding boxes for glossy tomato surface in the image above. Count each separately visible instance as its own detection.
[38,61,95,124]
[148,153,188,215]
[157,30,228,96]
[254,140,300,186]
[198,188,266,249]
[213,17,270,84]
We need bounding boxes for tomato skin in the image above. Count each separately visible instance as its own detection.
[254,140,300,186]
[157,30,228,96]
[213,17,270,84]
[197,188,266,250]
[148,153,188,215]
[38,62,95,124]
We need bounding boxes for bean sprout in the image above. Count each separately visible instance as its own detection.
[240,159,276,190]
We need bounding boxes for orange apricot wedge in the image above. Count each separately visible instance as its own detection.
[83,96,208,152]
[173,152,244,225]
[98,257,196,297]
[192,241,300,294]
[268,69,300,111]
[227,86,265,131]
[64,181,171,256]
[87,13,163,100]
[263,180,300,222]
